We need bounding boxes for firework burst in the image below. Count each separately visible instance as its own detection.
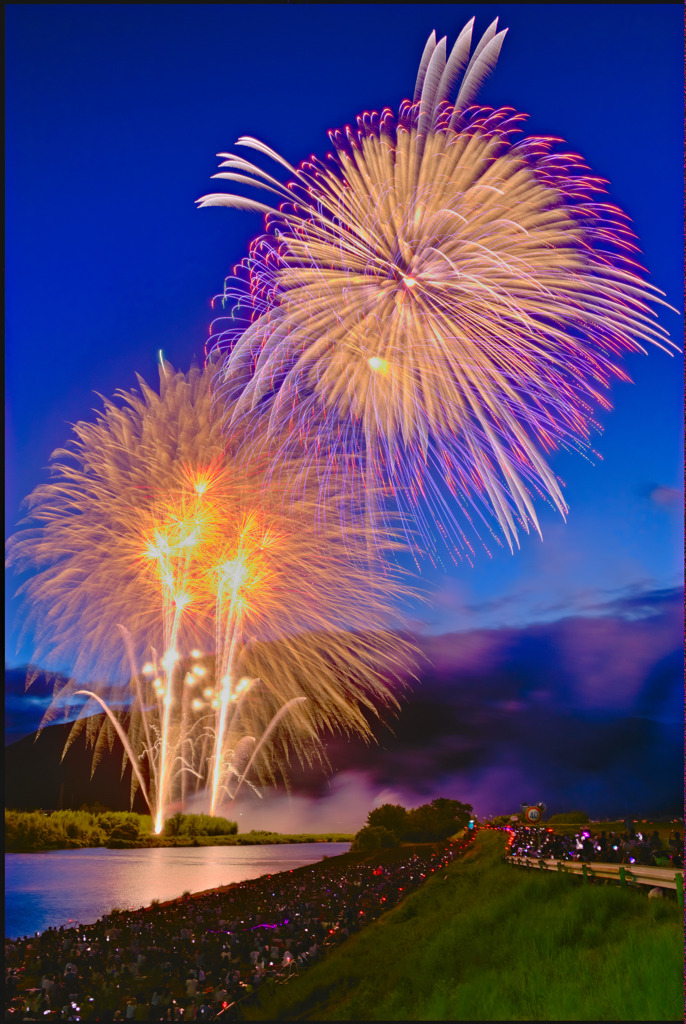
[7,362,415,831]
[199,17,677,562]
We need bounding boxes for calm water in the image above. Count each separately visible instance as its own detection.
[5,842,350,940]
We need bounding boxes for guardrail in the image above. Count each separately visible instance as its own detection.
[505,855,684,906]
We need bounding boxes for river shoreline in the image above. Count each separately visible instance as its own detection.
[5,832,355,854]
[6,841,354,940]
[149,848,354,912]
[6,838,467,1021]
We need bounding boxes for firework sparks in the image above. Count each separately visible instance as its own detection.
[7,363,416,831]
[199,17,677,562]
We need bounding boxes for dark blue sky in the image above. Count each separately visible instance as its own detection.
[5,5,683,817]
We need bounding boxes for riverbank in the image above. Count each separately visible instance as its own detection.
[6,842,353,940]
[7,831,680,1020]
[5,837,470,1019]
[5,808,353,852]
[241,830,683,1021]
[6,831,354,853]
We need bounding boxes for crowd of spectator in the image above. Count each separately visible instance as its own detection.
[4,834,473,1021]
[506,824,683,869]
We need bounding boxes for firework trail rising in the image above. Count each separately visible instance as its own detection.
[199,17,678,563]
[6,362,416,831]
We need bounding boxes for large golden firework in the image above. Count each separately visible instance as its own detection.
[199,17,677,561]
[7,362,415,831]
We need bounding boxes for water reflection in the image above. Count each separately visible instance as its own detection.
[5,843,350,940]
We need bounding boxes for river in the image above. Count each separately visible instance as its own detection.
[5,842,350,940]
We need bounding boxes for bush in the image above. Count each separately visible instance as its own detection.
[163,812,238,838]
[109,821,141,842]
[5,808,234,851]
[5,810,59,849]
[185,813,237,836]
[5,809,156,850]
[351,825,399,853]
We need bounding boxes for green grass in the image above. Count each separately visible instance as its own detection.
[243,832,683,1021]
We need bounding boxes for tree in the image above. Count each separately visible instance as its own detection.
[108,820,140,842]
[367,803,408,836]
[404,799,472,841]
[431,798,472,834]
[164,811,186,837]
[350,825,398,853]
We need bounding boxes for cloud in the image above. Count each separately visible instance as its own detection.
[183,771,397,834]
[642,484,682,507]
[6,585,682,820]
[5,667,59,743]
[306,585,683,817]
[4,666,130,744]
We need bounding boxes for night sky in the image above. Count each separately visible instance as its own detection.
[5,4,683,826]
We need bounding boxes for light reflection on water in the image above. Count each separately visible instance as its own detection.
[5,843,350,940]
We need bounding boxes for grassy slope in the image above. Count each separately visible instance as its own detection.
[243,831,683,1022]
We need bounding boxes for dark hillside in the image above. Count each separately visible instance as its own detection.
[5,718,148,812]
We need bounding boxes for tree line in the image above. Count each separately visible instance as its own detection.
[4,809,238,851]
[351,798,473,852]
